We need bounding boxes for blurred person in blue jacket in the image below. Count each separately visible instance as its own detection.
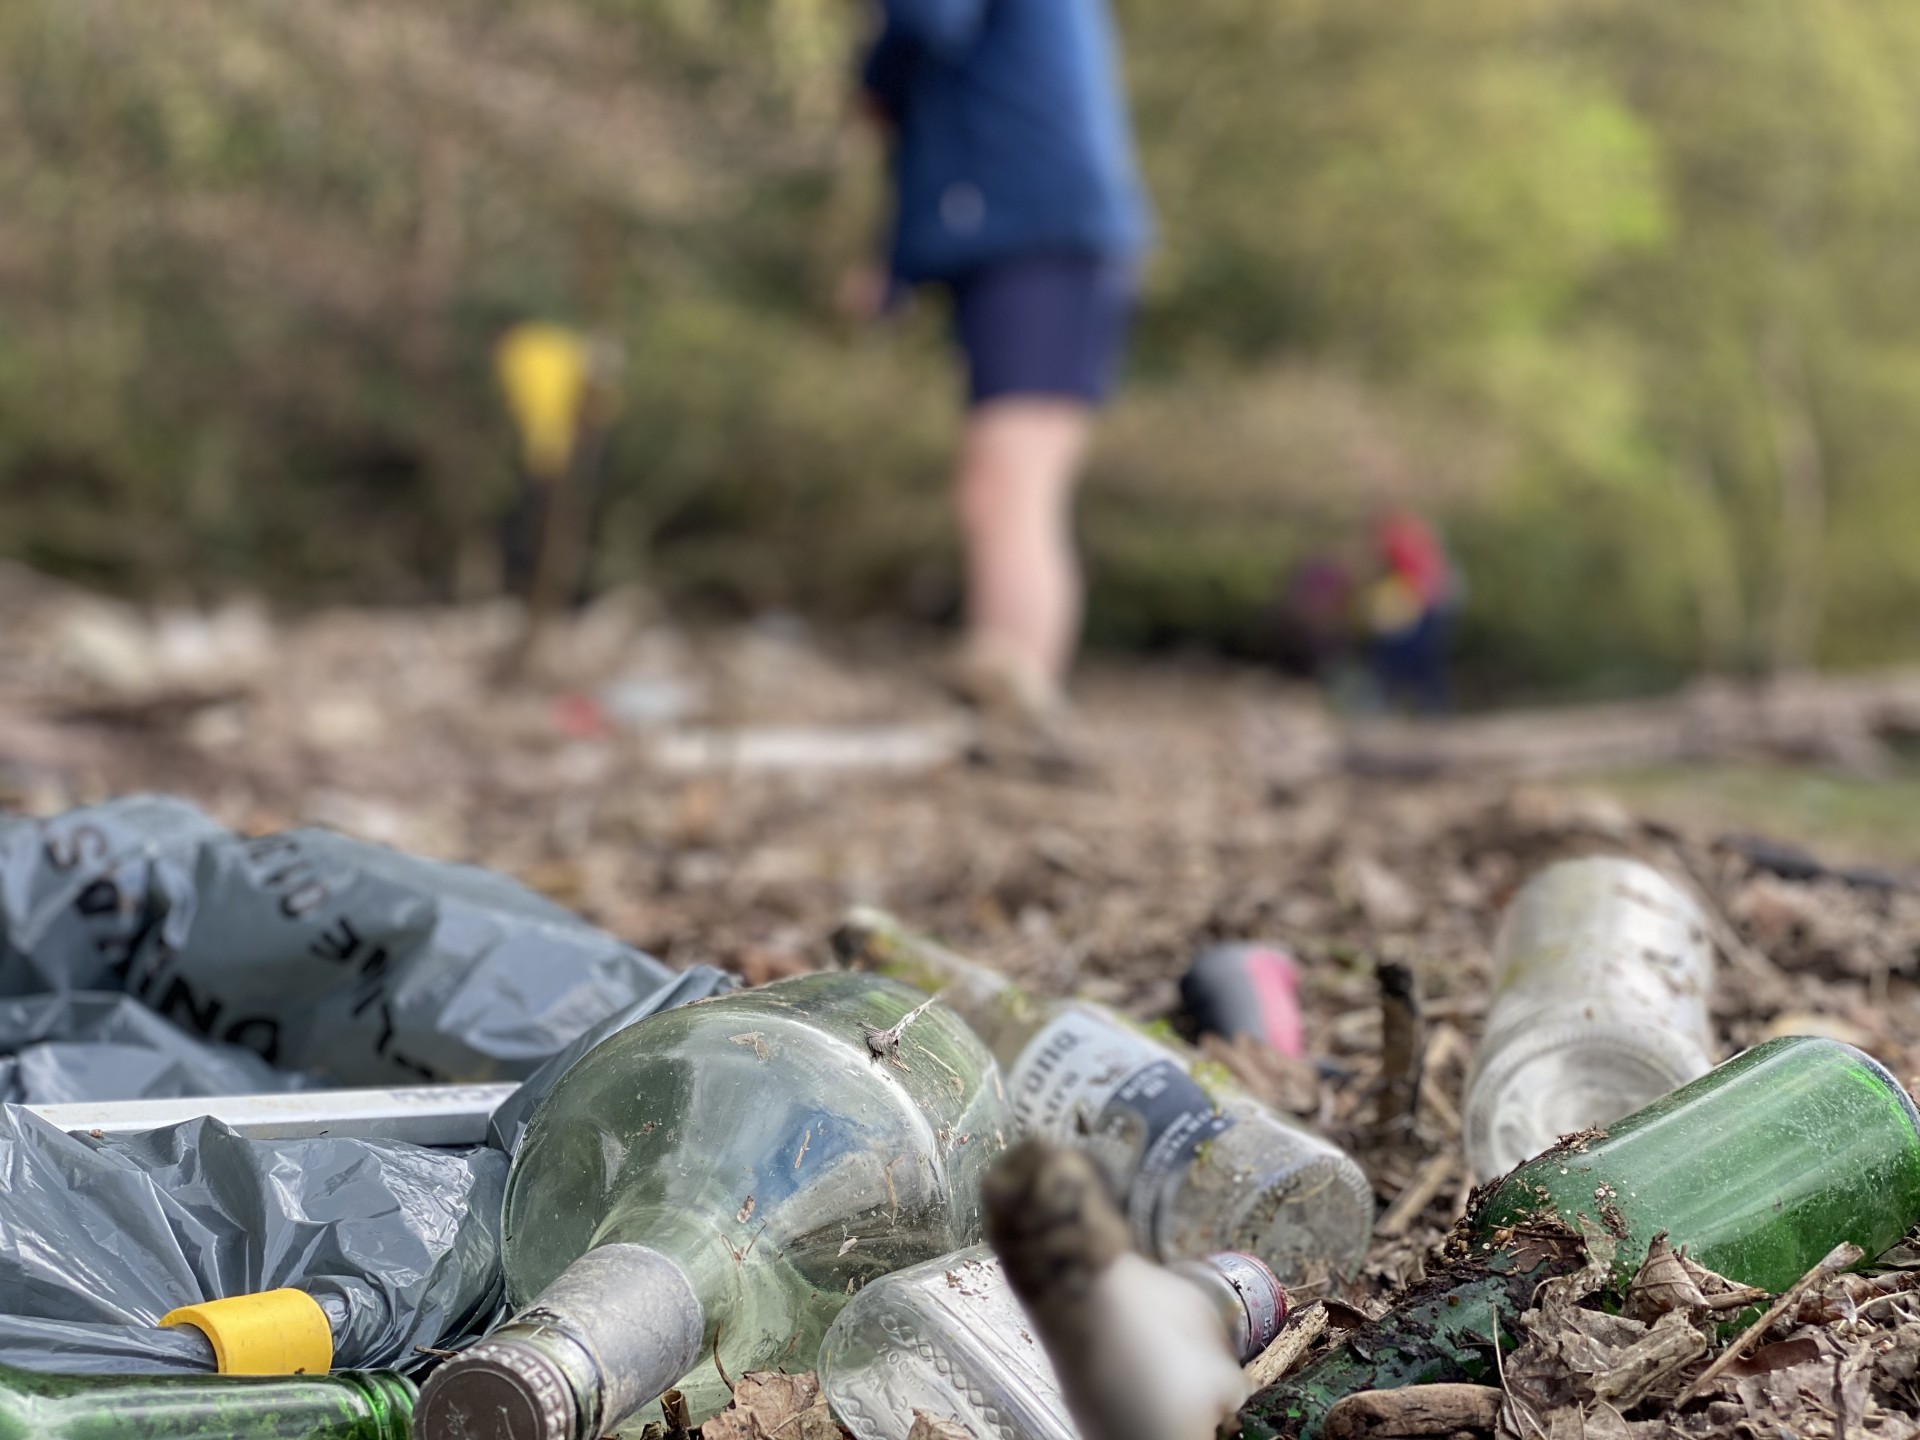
[859,0,1151,735]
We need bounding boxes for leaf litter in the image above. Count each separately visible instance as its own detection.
[3,572,1920,1436]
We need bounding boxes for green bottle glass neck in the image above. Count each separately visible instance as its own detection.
[0,1365,413,1440]
[1477,1035,1920,1293]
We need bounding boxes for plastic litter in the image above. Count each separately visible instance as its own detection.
[0,1105,506,1376]
[1179,943,1305,1059]
[24,1082,522,1146]
[160,1290,336,1376]
[0,795,680,1085]
[0,991,303,1105]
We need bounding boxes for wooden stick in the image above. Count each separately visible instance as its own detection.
[1675,1242,1863,1405]
[1371,959,1424,1141]
[1374,1151,1456,1239]
[1244,1303,1329,1392]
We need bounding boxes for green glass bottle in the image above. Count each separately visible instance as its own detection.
[416,973,1010,1440]
[0,1364,413,1440]
[1241,1037,1920,1440]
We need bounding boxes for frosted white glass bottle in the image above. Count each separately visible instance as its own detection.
[818,1246,1285,1440]
[1462,856,1716,1181]
[834,910,1373,1283]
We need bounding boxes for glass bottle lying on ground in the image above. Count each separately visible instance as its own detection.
[819,1244,1285,1440]
[415,973,1010,1440]
[0,1363,413,1440]
[1240,1036,1920,1440]
[1463,855,1716,1181]
[832,908,1373,1284]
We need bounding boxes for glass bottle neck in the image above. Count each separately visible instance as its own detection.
[416,1244,704,1440]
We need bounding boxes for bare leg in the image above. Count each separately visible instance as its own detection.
[953,398,1093,714]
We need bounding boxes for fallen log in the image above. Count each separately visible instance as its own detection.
[1340,669,1920,781]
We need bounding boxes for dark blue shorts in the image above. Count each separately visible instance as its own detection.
[948,253,1135,408]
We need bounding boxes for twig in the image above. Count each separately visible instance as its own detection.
[1243,1303,1329,1390]
[1676,1242,1863,1405]
[1490,1305,1544,1440]
[712,1322,736,1395]
[861,994,938,1069]
[1375,1152,1456,1239]
[662,1388,692,1440]
[1370,959,1425,1140]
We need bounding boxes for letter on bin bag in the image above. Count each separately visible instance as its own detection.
[0,796,681,1085]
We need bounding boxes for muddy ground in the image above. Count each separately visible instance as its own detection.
[3,569,1918,1437]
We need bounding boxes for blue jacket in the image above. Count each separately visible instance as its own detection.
[863,0,1152,284]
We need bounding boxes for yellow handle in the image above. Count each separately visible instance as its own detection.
[495,322,593,482]
[161,1289,334,1375]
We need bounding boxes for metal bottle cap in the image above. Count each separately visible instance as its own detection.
[1202,1250,1289,1361]
[415,1340,583,1440]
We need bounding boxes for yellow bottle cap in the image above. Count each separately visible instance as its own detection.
[161,1289,334,1375]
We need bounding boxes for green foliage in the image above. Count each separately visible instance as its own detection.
[5,0,1920,692]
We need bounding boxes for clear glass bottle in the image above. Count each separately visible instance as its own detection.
[833,909,1373,1284]
[415,973,1010,1440]
[1462,856,1715,1180]
[1245,1036,1920,1439]
[0,1363,413,1440]
[820,1245,1285,1440]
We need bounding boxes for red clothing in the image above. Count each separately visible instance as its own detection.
[1376,512,1451,608]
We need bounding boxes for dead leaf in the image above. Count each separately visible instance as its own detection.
[1590,1311,1708,1408]
[699,1372,844,1440]
[905,1412,975,1440]
[1725,1336,1822,1377]
[1623,1233,1709,1322]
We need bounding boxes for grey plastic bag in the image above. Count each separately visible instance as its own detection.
[0,991,307,1105]
[0,1105,506,1375]
[0,795,677,1085]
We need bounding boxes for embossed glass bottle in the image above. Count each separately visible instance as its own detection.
[833,909,1373,1284]
[415,973,1010,1440]
[0,1363,413,1440]
[819,1245,1285,1440]
[1463,857,1716,1180]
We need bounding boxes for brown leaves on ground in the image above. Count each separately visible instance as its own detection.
[9,578,1920,1438]
[698,1372,848,1440]
[1494,1235,1920,1440]
[903,1413,975,1440]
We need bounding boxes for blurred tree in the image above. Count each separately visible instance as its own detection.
[5,0,1920,694]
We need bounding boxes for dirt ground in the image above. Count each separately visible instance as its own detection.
[4,568,1919,1437]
